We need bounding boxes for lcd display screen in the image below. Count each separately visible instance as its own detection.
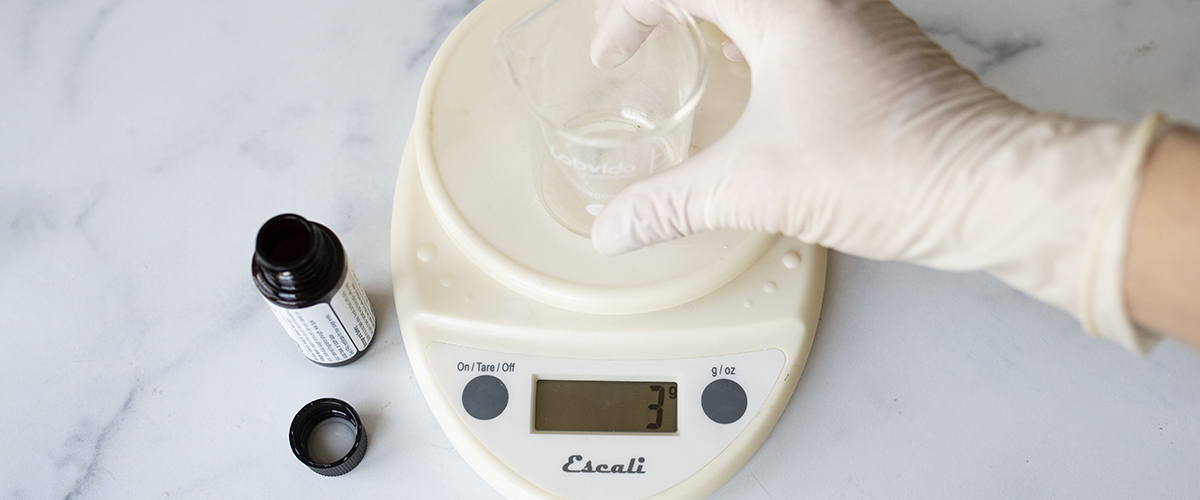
[534,380,677,433]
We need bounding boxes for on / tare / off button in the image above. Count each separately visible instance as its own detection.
[701,379,747,424]
[462,375,508,420]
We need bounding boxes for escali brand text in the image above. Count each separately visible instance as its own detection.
[562,455,646,474]
[550,146,637,176]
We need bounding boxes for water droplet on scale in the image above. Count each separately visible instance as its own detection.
[743,299,753,308]
[417,244,437,262]
[464,295,474,303]
[782,251,801,269]
[763,281,777,293]
[440,275,454,287]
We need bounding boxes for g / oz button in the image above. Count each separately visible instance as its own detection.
[701,379,747,424]
[462,375,508,420]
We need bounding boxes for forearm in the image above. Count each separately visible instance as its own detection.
[1126,126,1200,351]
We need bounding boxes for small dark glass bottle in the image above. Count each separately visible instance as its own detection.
[253,214,376,366]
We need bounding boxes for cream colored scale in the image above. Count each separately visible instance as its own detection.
[390,0,825,498]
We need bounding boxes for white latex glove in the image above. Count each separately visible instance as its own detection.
[589,0,1165,352]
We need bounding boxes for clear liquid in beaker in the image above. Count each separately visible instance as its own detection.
[539,109,690,236]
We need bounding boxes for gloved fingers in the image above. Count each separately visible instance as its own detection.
[591,139,757,256]
[590,169,705,256]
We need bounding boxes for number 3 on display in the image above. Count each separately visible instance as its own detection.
[646,385,677,430]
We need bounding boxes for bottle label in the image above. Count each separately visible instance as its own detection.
[267,266,376,364]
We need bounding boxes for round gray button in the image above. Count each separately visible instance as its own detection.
[701,379,747,424]
[462,375,508,420]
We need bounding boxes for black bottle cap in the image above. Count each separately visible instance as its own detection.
[289,398,368,477]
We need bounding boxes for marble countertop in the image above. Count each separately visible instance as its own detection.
[3,0,1199,498]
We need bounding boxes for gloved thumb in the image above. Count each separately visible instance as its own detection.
[590,0,726,69]
[590,139,758,256]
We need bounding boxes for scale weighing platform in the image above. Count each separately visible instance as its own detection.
[390,0,826,498]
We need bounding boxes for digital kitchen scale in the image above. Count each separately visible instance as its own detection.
[390,0,826,498]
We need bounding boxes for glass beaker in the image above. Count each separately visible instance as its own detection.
[499,0,708,236]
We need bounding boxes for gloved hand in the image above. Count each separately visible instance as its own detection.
[589,0,1165,352]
